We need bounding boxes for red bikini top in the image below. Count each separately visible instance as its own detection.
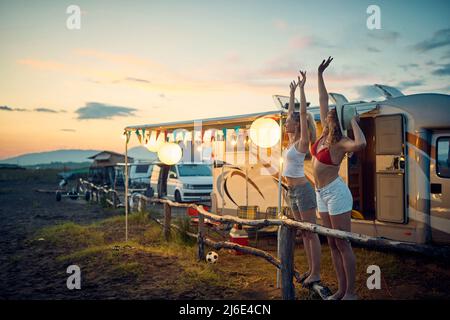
[310,136,338,166]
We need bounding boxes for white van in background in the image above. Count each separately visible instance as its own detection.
[150,163,213,202]
[129,162,153,188]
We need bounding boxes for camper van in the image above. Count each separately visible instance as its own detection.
[129,162,153,188]
[149,163,213,202]
[124,85,450,245]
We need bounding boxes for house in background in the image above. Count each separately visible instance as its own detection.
[88,151,134,186]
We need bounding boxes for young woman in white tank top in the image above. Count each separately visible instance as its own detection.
[282,71,322,287]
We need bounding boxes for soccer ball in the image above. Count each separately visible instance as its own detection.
[206,251,218,264]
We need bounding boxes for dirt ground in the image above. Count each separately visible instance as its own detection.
[0,168,449,300]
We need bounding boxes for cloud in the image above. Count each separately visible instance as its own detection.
[0,105,27,112]
[273,19,288,31]
[75,102,137,120]
[367,30,400,43]
[61,129,76,132]
[432,63,450,76]
[442,50,450,59]
[109,77,151,84]
[309,37,335,48]
[399,63,419,72]
[367,46,381,53]
[34,108,58,113]
[397,80,425,90]
[413,28,450,52]
[1,105,65,113]
[288,36,311,49]
[287,35,334,50]
[124,77,151,84]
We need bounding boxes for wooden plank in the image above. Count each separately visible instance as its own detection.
[279,224,296,300]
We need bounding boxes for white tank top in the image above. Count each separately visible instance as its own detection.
[282,143,306,178]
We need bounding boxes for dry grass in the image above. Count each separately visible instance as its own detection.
[32,210,450,300]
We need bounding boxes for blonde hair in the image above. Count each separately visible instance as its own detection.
[306,113,317,145]
[291,112,317,145]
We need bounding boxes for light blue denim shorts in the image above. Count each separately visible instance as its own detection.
[287,181,317,213]
[315,176,353,215]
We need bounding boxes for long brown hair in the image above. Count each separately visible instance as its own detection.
[323,108,342,146]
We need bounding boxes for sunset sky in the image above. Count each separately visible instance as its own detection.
[0,0,449,159]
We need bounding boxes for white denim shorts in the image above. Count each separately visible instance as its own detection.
[315,176,353,215]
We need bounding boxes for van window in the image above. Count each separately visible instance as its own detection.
[437,137,450,178]
[178,164,212,176]
[135,164,149,174]
[169,166,177,178]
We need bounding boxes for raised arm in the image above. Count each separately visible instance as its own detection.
[318,57,333,129]
[340,115,367,152]
[298,71,309,152]
[288,80,297,116]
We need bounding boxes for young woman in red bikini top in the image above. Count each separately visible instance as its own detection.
[313,57,367,301]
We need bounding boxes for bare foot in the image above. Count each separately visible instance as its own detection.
[342,294,358,300]
[326,291,345,300]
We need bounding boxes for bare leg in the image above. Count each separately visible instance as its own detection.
[320,212,346,300]
[330,212,358,300]
[293,211,312,275]
[300,208,321,285]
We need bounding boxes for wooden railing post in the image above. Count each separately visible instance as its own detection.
[198,214,205,261]
[279,224,296,300]
[163,202,171,241]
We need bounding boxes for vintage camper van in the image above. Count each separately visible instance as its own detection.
[124,85,450,245]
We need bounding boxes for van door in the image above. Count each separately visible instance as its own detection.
[430,133,450,244]
[375,115,406,223]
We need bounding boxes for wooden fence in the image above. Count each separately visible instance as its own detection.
[78,179,450,300]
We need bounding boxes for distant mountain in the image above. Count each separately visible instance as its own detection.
[127,146,158,162]
[0,146,158,166]
[0,149,100,166]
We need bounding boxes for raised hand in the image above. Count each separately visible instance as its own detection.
[298,70,307,88]
[318,56,333,74]
[290,80,298,94]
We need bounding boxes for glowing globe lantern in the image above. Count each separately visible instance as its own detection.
[157,142,182,165]
[249,118,280,148]
[145,131,165,152]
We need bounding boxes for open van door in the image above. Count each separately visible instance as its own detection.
[375,115,406,223]
[430,133,450,244]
